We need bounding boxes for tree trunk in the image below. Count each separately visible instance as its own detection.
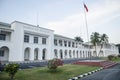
[10,75,14,80]
[98,44,103,57]
[95,44,97,57]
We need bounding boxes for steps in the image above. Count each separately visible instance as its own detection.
[100,61,118,69]
[73,60,117,69]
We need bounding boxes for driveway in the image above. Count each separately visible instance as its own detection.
[80,63,120,80]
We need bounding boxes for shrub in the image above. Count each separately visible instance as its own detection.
[118,54,120,57]
[108,55,115,60]
[4,63,20,80]
[48,58,63,70]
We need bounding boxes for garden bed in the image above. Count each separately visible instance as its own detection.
[0,64,99,80]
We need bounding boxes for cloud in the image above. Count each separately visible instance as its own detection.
[44,0,120,43]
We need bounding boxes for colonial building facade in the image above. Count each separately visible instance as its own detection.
[0,21,119,62]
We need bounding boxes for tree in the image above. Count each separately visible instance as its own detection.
[4,63,19,80]
[116,44,120,54]
[90,32,100,56]
[74,36,83,42]
[98,34,109,56]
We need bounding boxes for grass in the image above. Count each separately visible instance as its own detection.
[111,57,120,62]
[101,56,120,62]
[100,57,108,60]
[0,64,99,80]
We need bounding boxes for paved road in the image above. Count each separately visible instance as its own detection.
[80,63,120,80]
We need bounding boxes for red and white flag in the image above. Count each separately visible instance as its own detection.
[84,3,88,12]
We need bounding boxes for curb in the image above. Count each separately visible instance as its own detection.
[68,67,103,80]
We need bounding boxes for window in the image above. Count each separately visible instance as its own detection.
[72,42,75,47]
[59,40,62,46]
[54,39,57,46]
[64,41,67,47]
[42,38,46,44]
[76,43,78,48]
[34,37,38,43]
[24,35,29,43]
[0,34,6,40]
[80,51,81,54]
[0,50,4,56]
[68,41,71,47]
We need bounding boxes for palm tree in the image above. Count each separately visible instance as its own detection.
[90,32,100,57]
[74,36,83,42]
[98,34,108,56]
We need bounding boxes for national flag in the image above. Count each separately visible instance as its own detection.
[84,3,88,12]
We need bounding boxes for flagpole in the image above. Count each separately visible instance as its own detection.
[83,2,91,59]
[83,2,89,43]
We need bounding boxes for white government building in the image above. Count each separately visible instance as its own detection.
[0,21,119,62]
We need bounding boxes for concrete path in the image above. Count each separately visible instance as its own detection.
[80,63,120,80]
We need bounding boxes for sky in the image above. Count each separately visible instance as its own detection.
[0,0,120,44]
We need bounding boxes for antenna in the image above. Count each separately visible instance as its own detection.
[37,12,39,27]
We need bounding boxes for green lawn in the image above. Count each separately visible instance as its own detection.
[100,57,108,60]
[101,57,120,62]
[0,64,99,80]
[112,57,120,62]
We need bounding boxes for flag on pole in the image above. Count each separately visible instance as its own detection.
[84,3,88,12]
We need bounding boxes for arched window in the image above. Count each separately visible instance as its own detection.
[0,46,9,61]
[24,47,30,61]
[73,50,75,58]
[64,50,67,58]
[60,49,63,59]
[54,49,58,58]
[76,50,79,58]
[34,48,39,60]
[69,50,71,58]
[42,48,46,60]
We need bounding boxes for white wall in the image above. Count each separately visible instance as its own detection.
[0,21,119,61]
[9,22,24,61]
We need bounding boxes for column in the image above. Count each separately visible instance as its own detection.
[38,49,42,60]
[30,48,34,61]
